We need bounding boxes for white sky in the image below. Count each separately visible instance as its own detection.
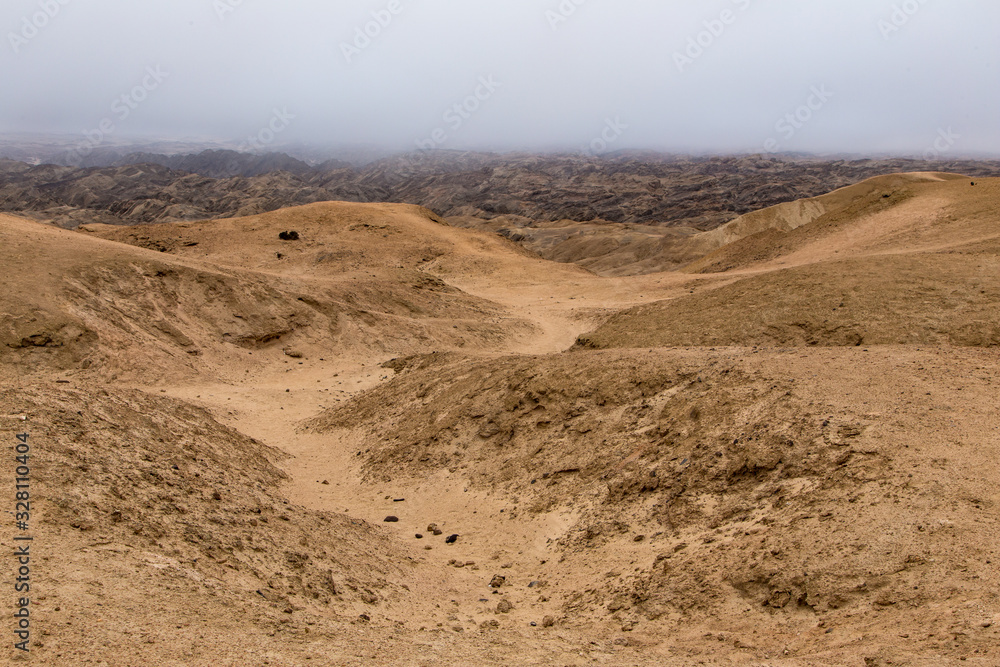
[1,0,997,156]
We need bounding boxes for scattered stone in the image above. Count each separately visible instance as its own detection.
[393,498,405,502]
[321,480,330,485]
[415,534,424,539]
[256,589,287,604]
[496,599,514,614]
[427,523,440,533]
[212,490,222,501]
[530,622,537,627]
[633,534,645,542]
[278,231,300,241]
[542,615,555,628]
[528,580,541,588]
[283,348,303,358]
[445,534,459,544]
[489,575,506,588]
[384,516,399,523]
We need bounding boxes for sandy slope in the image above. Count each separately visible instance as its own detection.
[2,177,999,665]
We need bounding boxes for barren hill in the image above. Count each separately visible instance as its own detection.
[579,176,1000,349]
[3,176,999,665]
[4,149,1000,241]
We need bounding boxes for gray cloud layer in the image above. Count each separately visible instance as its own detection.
[2,0,997,157]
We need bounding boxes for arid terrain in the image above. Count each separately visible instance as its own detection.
[1,168,999,666]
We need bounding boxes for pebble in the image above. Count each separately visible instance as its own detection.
[415,534,424,539]
[384,516,399,523]
[445,534,459,544]
[496,599,513,614]
[489,575,506,588]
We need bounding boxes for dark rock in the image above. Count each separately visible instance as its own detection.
[384,516,399,523]
[495,599,513,614]
[489,575,505,588]
[256,589,287,604]
[445,534,459,544]
[278,231,300,241]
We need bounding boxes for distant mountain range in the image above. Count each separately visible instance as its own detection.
[2,148,999,233]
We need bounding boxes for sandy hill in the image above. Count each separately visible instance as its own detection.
[579,177,1000,349]
[307,345,1000,662]
[4,178,1000,665]
[682,172,986,273]
[80,201,588,286]
[3,204,594,383]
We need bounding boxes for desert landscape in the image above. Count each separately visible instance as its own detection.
[2,165,998,665]
[3,2,999,664]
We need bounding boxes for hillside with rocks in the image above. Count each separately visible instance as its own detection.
[2,173,999,664]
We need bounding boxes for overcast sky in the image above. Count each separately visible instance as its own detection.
[1,0,997,157]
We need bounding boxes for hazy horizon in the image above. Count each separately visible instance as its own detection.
[2,1,998,160]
